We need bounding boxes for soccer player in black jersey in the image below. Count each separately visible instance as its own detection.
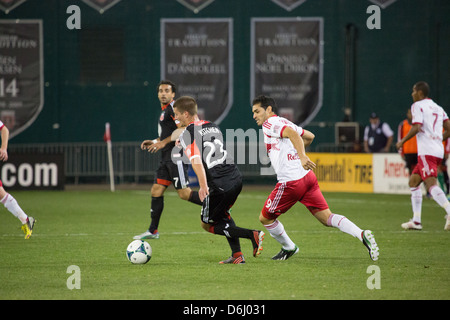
[174,96,264,264]
[133,81,202,240]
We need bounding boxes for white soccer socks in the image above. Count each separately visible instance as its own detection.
[327,213,363,241]
[410,186,423,224]
[264,220,296,251]
[429,185,450,216]
[1,193,28,224]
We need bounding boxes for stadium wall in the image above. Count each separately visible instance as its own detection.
[1,0,449,148]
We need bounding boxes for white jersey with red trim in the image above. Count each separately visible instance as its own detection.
[262,115,309,182]
[411,98,449,158]
[0,120,3,130]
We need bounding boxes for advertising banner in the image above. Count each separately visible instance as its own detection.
[251,17,323,126]
[161,18,233,124]
[0,20,43,138]
[0,153,65,190]
[372,153,412,194]
[309,153,373,193]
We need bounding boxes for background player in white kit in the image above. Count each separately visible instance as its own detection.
[0,121,35,239]
[252,95,379,261]
[396,81,450,230]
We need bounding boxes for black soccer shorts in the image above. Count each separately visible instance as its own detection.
[201,181,242,224]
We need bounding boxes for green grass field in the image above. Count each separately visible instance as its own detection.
[0,186,449,300]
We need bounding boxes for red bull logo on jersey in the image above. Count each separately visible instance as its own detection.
[287,153,300,161]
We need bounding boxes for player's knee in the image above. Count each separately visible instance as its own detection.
[177,188,191,201]
[201,222,213,233]
[259,211,274,225]
[151,184,166,197]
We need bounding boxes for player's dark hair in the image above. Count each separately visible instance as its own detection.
[173,96,197,116]
[157,80,177,94]
[414,81,429,97]
[252,95,278,114]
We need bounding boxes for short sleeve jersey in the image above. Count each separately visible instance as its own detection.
[262,115,309,182]
[411,98,449,158]
[179,120,241,191]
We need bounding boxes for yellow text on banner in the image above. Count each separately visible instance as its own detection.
[308,153,373,193]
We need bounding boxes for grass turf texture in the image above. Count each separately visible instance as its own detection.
[0,187,449,300]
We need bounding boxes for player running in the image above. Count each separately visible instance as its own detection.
[174,96,264,264]
[252,95,379,261]
[0,121,36,239]
[396,81,450,230]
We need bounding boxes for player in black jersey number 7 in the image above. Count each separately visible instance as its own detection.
[134,81,202,240]
[174,96,264,264]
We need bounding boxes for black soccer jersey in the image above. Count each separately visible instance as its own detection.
[179,120,241,192]
[158,100,178,161]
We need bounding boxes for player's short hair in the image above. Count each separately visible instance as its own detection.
[173,96,197,116]
[414,81,429,97]
[252,95,278,114]
[157,80,177,94]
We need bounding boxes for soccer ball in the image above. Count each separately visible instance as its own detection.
[126,240,152,264]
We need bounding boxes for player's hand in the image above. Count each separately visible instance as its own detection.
[141,140,155,150]
[198,186,209,202]
[395,141,403,150]
[300,155,316,170]
[0,148,8,162]
[149,141,164,153]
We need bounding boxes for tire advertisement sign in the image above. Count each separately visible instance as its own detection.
[251,17,323,126]
[309,153,373,193]
[0,20,43,138]
[161,18,233,124]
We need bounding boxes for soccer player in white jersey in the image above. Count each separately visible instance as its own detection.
[0,121,35,239]
[396,81,450,230]
[252,95,379,261]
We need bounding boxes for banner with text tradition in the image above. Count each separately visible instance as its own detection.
[161,18,233,124]
[0,20,43,138]
[251,17,323,127]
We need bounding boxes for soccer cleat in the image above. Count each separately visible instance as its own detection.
[21,216,36,239]
[252,230,265,257]
[271,246,299,260]
[133,230,160,240]
[362,230,379,261]
[219,254,246,264]
[445,215,450,231]
[401,219,423,230]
